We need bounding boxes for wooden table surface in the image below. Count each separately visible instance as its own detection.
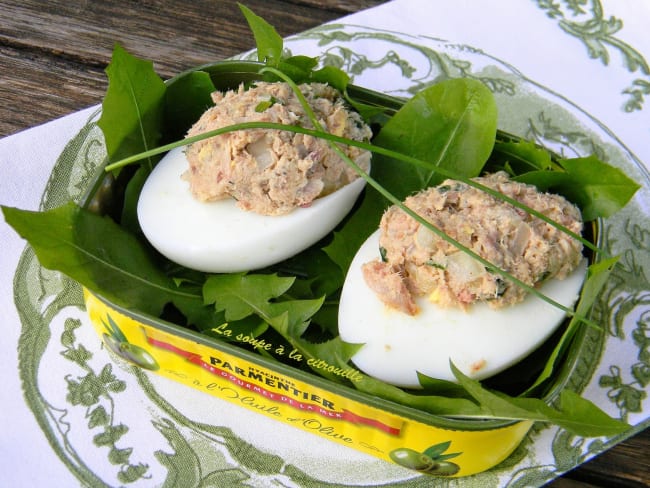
[1,1,648,486]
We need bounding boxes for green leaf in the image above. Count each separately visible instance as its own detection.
[323,188,386,273]
[451,363,629,437]
[491,139,557,173]
[556,389,631,436]
[98,43,166,168]
[373,77,498,190]
[174,294,227,331]
[120,165,150,235]
[267,297,325,339]
[310,301,339,337]
[277,55,320,83]
[417,372,476,398]
[239,4,283,66]
[105,314,128,343]
[423,441,452,459]
[556,156,640,220]
[164,70,216,140]
[290,336,362,381]
[271,246,344,298]
[1,203,195,317]
[203,273,295,321]
[203,272,345,379]
[208,316,269,341]
[353,373,485,417]
[524,257,619,395]
[515,155,640,220]
[325,78,499,274]
[4,8,638,441]
[311,65,351,92]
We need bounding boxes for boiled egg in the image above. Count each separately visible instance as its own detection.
[338,230,588,388]
[137,147,366,273]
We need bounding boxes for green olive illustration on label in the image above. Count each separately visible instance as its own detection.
[427,460,460,476]
[389,441,461,476]
[102,333,124,357]
[389,448,435,471]
[101,315,160,371]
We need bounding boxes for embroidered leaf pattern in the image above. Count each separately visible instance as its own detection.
[60,317,149,482]
[536,0,650,111]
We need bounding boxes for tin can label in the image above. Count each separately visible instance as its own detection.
[86,290,531,477]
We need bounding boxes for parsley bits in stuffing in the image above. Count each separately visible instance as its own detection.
[363,172,584,313]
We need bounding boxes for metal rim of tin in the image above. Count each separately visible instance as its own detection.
[82,59,596,434]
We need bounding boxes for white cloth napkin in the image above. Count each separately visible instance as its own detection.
[1,1,649,486]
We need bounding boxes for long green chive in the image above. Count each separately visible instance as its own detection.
[104,71,607,328]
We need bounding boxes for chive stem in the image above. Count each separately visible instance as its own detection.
[104,75,607,329]
[259,67,601,329]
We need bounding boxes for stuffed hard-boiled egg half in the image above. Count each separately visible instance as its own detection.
[137,81,372,273]
[338,172,588,387]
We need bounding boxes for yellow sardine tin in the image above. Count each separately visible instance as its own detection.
[86,290,533,477]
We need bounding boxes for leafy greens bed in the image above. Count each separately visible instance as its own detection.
[2,5,640,437]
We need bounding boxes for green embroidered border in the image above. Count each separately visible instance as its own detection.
[536,0,650,112]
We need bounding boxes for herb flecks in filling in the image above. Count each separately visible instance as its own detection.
[362,172,584,313]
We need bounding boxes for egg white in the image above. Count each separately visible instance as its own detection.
[338,230,588,388]
[137,147,366,273]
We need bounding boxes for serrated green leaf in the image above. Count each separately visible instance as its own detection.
[283,336,362,382]
[267,297,324,338]
[10,13,638,439]
[353,373,485,417]
[203,273,295,321]
[197,316,269,345]
[451,363,629,436]
[271,247,344,298]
